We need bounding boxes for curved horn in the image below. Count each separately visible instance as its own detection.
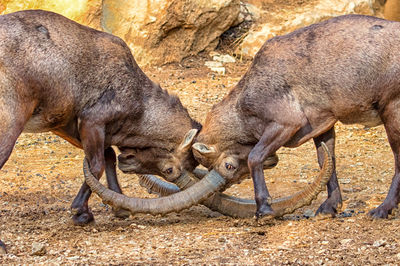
[84,159,226,216]
[269,142,332,217]
[139,142,333,218]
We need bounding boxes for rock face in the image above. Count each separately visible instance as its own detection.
[0,0,102,29]
[102,0,240,65]
[384,0,400,21]
[237,0,385,57]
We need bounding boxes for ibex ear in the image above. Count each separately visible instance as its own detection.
[178,129,198,153]
[192,143,216,158]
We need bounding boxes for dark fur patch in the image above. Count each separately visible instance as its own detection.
[281,80,292,94]
[372,101,380,110]
[371,25,384,30]
[306,30,316,48]
[191,119,202,131]
[36,25,50,38]
[98,87,116,105]
[32,106,42,115]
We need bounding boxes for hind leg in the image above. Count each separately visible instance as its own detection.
[314,127,342,217]
[369,104,400,218]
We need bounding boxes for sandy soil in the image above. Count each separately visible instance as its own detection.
[1,57,400,264]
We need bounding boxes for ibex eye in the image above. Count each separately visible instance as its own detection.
[225,163,236,171]
[165,168,173,175]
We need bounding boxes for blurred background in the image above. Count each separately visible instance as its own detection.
[0,0,398,66]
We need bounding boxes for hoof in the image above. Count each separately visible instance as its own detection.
[368,204,395,219]
[255,205,275,226]
[255,204,275,220]
[315,201,338,218]
[0,240,6,254]
[72,211,94,225]
[113,208,131,219]
[315,188,342,217]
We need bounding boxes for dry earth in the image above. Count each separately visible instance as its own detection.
[1,57,400,264]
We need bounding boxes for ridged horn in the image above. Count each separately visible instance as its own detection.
[139,142,333,218]
[84,158,226,216]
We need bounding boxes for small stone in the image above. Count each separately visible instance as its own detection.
[373,240,386,247]
[67,256,80,260]
[277,246,293,251]
[204,61,223,68]
[340,239,353,246]
[218,237,226,243]
[92,228,98,233]
[31,242,46,256]
[212,54,236,63]
[303,209,315,218]
[210,67,226,75]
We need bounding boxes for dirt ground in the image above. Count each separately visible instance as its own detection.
[1,57,400,264]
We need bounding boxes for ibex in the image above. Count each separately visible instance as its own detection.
[188,14,400,219]
[0,9,206,252]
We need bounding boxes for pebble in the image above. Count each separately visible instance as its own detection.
[373,240,386,247]
[210,67,225,75]
[31,242,46,256]
[303,209,315,218]
[212,54,236,63]
[277,246,293,251]
[204,61,223,68]
[218,237,226,243]
[67,256,81,260]
[340,239,353,246]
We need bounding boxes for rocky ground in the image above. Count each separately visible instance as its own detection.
[1,57,400,264]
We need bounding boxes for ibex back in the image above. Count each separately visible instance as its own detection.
[193,15,400,219]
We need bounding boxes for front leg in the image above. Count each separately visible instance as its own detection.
[71,147,128,224]
[248,122,300,219]
[71,121,106,224]
[104,148,130,219]
[313,127,342,217]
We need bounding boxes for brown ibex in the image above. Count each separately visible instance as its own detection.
[0,10,210,251]
[190,14,400,219]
